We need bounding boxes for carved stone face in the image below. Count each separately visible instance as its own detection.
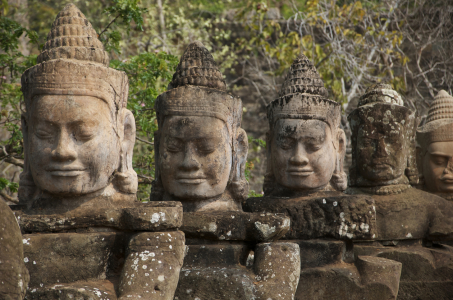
[270,119,336,190]
[422,141,453,192]
[356,119,407,182]
[159,116,232,200]
[28,95,119,195]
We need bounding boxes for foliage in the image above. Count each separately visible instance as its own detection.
[0,177,18,193]
[111,51,178,200]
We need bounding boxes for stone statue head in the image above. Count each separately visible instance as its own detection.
[19,4,137,204]
[151,41,248,212]
[263,55,347,196]
[416,90,453,197]
[348,84,418,188]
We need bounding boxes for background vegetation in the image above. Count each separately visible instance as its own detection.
[1,0,452,202]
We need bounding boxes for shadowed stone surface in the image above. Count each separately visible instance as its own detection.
[13,201,182,233]
[245,193,377,240]
[175,242,300,300]
[347,83,453,299]
[182,211,289,241]
[0,200,29,300]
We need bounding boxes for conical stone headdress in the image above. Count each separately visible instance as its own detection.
[152,41,247,201]
[155,41,242,136]
[417,90,453,150]
[267,54,341,130]
[21,3,128,114]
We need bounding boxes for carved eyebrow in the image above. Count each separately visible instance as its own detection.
[429,152,453,158]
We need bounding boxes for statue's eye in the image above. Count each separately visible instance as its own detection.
[278,137,295,150]
[74,128,95,141]
[432,156,447,166]
[35,129,53,139]
[197,141,216,154]
[166,138,183,152]
[306,142,322,152]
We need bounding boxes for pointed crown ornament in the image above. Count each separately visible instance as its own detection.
[21,3,128,115]
[155,41,242,137]
[417,90,453,150]
[152,41,248,201]
[267,54,341,130]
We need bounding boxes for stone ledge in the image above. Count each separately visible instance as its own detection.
[12,201,183,233]
[181,211,290,242]
[244,194,377,240]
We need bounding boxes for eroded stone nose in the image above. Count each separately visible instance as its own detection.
[51,129,77,161]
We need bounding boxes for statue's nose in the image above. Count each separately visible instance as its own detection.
[51,129,77,162]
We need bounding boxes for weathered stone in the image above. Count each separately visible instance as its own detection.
[175,241,300,300]
[0,200,29,300]
[295,240,402,300]
[12,201,182,233]
[20,3,137,206]
[347,83,453,299]
[152,41,248,212]
[152,41,300,299]
[23,232,128,289]
[245,192,377,240]
[264,54,347,196]
[246,61,403,300]
[417,90,453,201]
[18,4,186,300]
[118,231,185,299]
[355,241,453,300]
[25,280,117,300]
[181,211,290,241]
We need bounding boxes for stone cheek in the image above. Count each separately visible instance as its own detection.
[0,200,29,299]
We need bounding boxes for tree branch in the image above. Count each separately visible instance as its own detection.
[136,137,154,145]
[99,14,120,38]
[0,191,19,204]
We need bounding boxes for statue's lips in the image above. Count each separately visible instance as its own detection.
[287,168,314,176]
[176,176,207,184]
[441,178,453,184]
[47,168,86,177]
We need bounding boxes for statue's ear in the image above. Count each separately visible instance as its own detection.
[113,109,137,194]
[235,128,248,181]
[229,128,249,201]
[415,145,424,181]
[331,128,348,191]
[18,113,38,203]
[121,109,136,172]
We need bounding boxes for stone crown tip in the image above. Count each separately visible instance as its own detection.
[435,90,451,99]
[37,3,109,66]
[168,41,227,91]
